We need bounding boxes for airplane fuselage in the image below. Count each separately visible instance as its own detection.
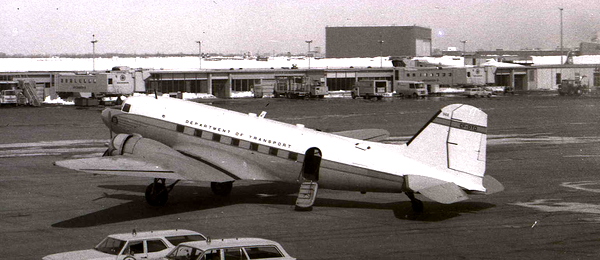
[103,97,483,194]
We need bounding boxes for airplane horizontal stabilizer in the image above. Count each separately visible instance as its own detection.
[332,129,390,142]
[54,157,186,180]
[405,175,469,204]
[483,175,504,194]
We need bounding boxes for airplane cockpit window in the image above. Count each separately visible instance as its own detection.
[122,103,131,112]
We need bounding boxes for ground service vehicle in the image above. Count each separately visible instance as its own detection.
[164,238,296,260]
[0,89,18,106]
[273,75,328,98]
[463,87,492,98]
[351,80,389,100]
[394,80,427,98]
[558,77,590,96]
[43,229,207,260]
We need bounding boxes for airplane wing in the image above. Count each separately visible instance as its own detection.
[332,129,390,142]
[405,175,469,204]
[173,144,281,182]
[54,157,187,180]
[54,138,239,182]
[55,135,282,183]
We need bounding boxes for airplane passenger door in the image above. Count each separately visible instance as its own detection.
[302,147,321,181]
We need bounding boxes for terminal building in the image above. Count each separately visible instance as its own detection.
[325,26,432,58]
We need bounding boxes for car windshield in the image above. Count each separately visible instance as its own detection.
[166,235,207,246]
[94,237,126,255]
[166,245,203,260]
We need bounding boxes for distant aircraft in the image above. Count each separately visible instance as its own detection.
[55,96,503,212]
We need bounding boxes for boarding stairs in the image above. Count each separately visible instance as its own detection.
[18,79,42,106]
[295,181,318,211]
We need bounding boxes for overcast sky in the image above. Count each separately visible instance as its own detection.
[1,0,599,55]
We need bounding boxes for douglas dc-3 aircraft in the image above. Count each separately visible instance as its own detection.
[55,96,503,212]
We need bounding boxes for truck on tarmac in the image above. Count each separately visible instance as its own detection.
[351,80,390,100]
[0,89,18,106]
[558,77,590,96]
[273,75,328,98]
[394,80,428,98]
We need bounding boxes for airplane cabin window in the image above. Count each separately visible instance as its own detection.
[122,103,131,112]
[288,152,298,161]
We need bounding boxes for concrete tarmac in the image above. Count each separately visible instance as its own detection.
[2,94,600,259]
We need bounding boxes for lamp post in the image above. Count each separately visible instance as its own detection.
[305,40,313,69]
[196,41,202,69]
[559,7,564,64]
[378,39,384,68]
[460,40,467,54]
[91,34,98,71]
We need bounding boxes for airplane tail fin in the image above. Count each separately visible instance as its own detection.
[406,104,489,196]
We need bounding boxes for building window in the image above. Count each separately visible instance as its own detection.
[194,129,203,137]
[176,125,185,133]
[250,143,259,151]
[212,134,221,142]
[467,72,471,77]
[556,73,562,84]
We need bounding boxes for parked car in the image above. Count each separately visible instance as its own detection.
[463,87,492,98]
[163,237,296,260]
[43,229,207,260]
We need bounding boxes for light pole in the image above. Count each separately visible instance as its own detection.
[196,41,202,69]
[559,7,564,64]
[378,39,384,68]
[305,40,312,69]
[91,34,98,71]
[460,40,467,54]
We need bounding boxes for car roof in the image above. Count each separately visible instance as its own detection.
[177,238,281,250]
[107,229,204,241]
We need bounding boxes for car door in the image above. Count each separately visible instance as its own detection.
[120,240,145,260]
[145,239,170,259]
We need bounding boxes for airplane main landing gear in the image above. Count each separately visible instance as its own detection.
[406,192,424,213]
[211,181,233,196]
[145,178,179,206]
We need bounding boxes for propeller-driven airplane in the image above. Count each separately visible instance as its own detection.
[55,96,503,212]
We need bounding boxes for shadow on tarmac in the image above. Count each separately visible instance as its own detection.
[52,182,496,228]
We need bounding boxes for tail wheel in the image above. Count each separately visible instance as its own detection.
[211,181,233,196]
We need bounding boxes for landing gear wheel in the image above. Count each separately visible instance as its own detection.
[406,192,424,213]
[211,181,233,196]
[145,181,169,206]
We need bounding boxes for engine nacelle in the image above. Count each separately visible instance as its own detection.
[106,134,142,156]
[106,133,176,159]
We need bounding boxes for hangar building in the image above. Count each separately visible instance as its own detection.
[325,26,432,58]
